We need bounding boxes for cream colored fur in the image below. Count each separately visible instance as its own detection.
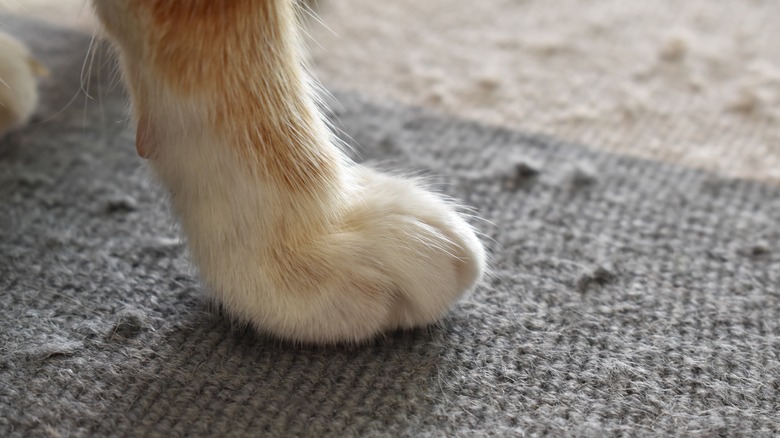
[0,31,45,137]
[4,1,486,344]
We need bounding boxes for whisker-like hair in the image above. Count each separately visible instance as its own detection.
[295,0,336,40]
[106,54,124,94]
[0,0,26,13]
[80,31,98,99]
[31,36,95,126]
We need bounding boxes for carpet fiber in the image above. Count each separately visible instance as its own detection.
[2,19,779,437]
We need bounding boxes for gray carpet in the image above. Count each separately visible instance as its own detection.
[2,18,779,438]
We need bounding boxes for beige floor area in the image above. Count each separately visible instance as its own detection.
[3,0,779,183]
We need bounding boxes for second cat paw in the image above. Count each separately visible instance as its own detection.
[0,31,46,138]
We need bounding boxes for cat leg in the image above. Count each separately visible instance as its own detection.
[92,0,486,343]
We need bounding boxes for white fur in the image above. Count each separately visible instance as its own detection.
[91,0,487,344]
[144,87,486,343]
[0,32,42,137]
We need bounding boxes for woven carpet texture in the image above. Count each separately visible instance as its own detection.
[1,18,779,437]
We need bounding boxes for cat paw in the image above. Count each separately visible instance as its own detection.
[335,166,486,334]
[0,32,46,138]
[203,165,486,344]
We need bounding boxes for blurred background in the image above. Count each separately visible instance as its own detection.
[3,0,778,182]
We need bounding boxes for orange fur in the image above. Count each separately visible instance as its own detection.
[140,1,337,195]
